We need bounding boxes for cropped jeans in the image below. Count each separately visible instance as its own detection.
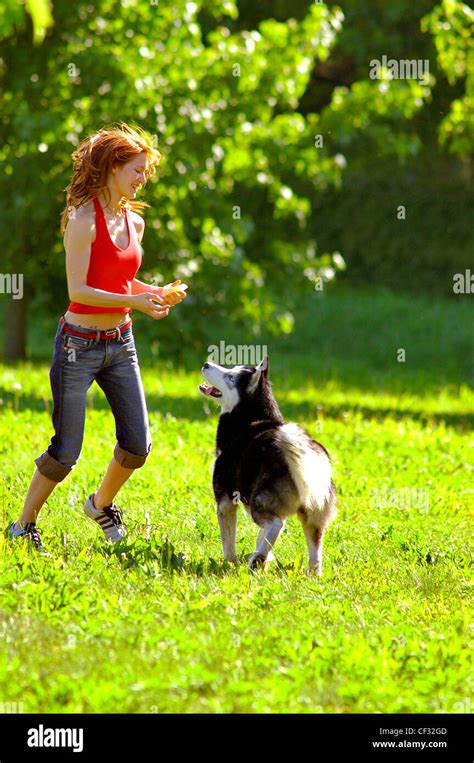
[35,315,152,482]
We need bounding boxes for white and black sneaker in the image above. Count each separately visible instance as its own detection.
[8,521,52,557]
[84,494,126,543]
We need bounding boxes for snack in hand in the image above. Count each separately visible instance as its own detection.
[161,282,188,297]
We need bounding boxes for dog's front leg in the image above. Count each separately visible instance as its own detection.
[217,496,238,563]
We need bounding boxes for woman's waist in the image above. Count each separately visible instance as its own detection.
[63,310,132,331]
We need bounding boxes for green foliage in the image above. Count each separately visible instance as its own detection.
[0,0,347,342]
[311,155,473,296]
[0,287,472,712]
[422,0,474,155]
[0,0,53,44]
[318,77,428,159]
[0,0,471,350]
[0,0,451,349]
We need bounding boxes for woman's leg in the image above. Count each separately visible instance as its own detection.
[16,323,102,529]
[93,459,135,509]
[14,469,58,528]
[93,331,152,509]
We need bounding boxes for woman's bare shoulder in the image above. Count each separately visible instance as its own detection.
[63,200,96,243]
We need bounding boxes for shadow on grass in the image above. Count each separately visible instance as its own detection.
[97,535,239,578]
[98,536,319,579]
[2,389,473,432]
[281,401,474,432]
[2,286,473,395]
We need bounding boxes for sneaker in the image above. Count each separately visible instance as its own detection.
[84,494,126,543]
[8,521,52,557]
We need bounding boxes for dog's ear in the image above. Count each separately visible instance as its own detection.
[258,355,269,377]
[247,356,268,394]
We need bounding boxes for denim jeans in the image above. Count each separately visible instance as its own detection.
[35,315,152,482]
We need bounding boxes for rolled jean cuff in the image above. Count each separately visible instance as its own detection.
[113,442,151,469]
[35,452,73,483]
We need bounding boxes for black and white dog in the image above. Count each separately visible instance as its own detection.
[199,356,337,574]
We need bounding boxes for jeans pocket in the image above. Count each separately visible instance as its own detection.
[62,335,96,364]
[63,335,93,351]
[120,332,136,349]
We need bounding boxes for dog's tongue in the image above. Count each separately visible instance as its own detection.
[199,383,217,396]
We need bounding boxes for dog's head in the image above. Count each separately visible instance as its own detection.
[199,356,269,413]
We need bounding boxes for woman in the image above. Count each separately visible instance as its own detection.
[9,123,187,556]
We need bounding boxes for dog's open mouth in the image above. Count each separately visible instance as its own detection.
[199,383,222,399]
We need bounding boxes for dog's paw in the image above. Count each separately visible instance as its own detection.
[248,552,267,570]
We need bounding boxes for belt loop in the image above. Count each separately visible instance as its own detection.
[116,325,123,343]
[95,329,100,344]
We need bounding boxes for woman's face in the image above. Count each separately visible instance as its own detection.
[111,151,148,199]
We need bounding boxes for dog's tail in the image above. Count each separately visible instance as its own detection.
[277,423,332,513]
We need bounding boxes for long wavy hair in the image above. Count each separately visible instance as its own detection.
[60,122,162,233]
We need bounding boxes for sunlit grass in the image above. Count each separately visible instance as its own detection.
[0,287,472,713]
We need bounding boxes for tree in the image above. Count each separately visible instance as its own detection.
[422,0,474,157]
[0,0,436,359]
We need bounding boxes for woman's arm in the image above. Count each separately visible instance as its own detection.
[131,278,162,296]
[132,278,187,306]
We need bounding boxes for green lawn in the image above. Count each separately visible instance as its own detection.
[0,286,472,713]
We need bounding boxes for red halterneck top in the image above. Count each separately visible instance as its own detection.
[67,197,142,314]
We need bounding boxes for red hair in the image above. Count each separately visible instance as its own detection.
[61,122,162,233]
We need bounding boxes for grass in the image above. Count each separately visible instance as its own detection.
[0,285,472,713]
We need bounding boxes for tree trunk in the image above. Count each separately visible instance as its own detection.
[4,295,27,361]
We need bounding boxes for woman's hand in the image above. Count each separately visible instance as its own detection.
[130,292,170,320]
[160,279,188,306]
